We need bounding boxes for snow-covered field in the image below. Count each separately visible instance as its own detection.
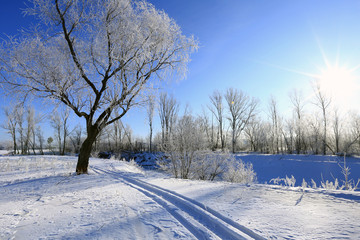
[1,155,360,239]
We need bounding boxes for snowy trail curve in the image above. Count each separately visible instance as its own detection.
[92,166,266,240]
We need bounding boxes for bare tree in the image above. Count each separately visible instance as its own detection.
[289,89,306,154]
[123,123,133,150]
[0,0,197,174]
[1,105,20,154]
[158,93,179,150]
[268,96,281,154]
[199,107,217,150]
[225,88,258,153]
[208,90,225,150]
[51,109,70,155]
[282,119,294,154]
[70,124,83,154]
[313,82,331,155]
[61,110,70,155]
[307,114,322,154]
[146,95,155,152]
[331,108,342,154]
[51,114,62,154]
[36,126,44,155]
[344,113,360,153]
[16,106,26,154]
[112,115,123,152]
[26,107,36,154]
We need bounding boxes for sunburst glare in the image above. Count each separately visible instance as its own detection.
[315,64,359,110]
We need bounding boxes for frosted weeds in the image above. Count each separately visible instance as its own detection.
[270,175,296,187]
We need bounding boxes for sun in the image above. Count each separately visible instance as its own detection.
[315,64,359,109]
[317,65,357,98]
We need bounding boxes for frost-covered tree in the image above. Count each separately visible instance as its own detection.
[289,89,306,154]
[331,108,342,154]
[167,113,204,179]
[0,0,197,174]
[225,88,258,153]
[1,105,20,154]
[158,93,179,150]
[244,118,269,152]
[146,95,155,152]
[268,96,281,154]
[307,114,322,154]
[199,108,217,150]
[208,90,226,150]
[313,82,331,155]
[51,109,70,155]
[35,126,45,155]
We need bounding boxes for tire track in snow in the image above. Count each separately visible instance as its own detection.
[92,166,266,240]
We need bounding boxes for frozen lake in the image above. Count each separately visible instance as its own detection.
[237,154,360,188]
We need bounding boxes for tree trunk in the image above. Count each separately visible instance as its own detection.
[76,126,98,174]
[149,126,153,152]
[12,133,17,155]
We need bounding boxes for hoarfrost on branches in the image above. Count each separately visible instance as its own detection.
[0,0,198,174]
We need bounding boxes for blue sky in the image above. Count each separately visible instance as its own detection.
[1,0,360,141]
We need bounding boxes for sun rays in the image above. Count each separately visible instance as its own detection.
[259,38,360,111]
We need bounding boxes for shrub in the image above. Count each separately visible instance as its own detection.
[222,157,257,184]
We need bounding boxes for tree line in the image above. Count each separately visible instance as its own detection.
[4,83,360,158]
[150,86,360,157]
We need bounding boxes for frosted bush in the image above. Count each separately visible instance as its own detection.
[192,151,229,181]
[160,151,257,183]
[223,158,257,184]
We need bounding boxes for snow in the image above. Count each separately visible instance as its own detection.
[1,155,360,239]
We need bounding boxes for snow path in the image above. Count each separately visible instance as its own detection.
[1,157,198,239]
[146,178,360,239]
[92,166,265,240]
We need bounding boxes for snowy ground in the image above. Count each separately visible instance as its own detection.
[1,155,360,239]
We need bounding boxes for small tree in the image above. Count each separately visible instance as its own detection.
[167,113,204,179]
[0,0,197,174]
